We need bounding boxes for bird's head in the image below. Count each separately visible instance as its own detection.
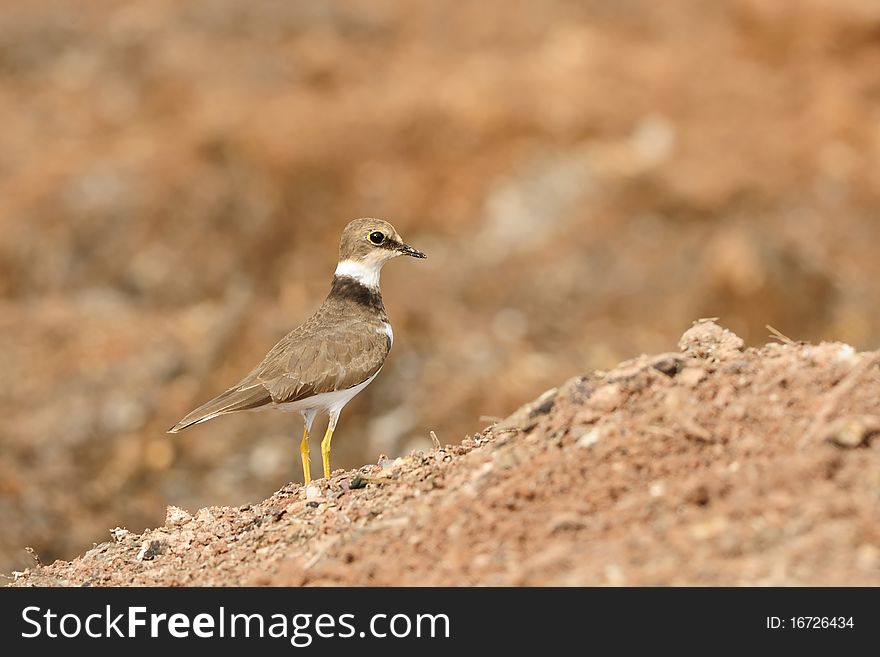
[335,218,426,288]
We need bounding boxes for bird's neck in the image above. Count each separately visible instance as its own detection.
[334,258,382,289]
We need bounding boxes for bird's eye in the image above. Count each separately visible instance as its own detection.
[368,231,385,245]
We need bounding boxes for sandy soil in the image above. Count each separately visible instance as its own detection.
[11,321,879,586]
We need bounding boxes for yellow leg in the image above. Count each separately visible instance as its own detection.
[300,426,311,485]
[320,424,335,480]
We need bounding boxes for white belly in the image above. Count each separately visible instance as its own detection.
[272,369,381,416]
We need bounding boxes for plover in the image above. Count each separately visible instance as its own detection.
[168,218,426,484]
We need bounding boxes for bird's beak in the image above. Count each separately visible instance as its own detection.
[395,241,427,258]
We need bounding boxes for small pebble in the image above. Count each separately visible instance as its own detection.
[165,505,192,527]
[825,416,880,448]
[111,527,130,542]
[136,539,165,561]
[577,428,602,448]
[652,356,684,377]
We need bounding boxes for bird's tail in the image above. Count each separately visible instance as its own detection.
[167,384,270,433]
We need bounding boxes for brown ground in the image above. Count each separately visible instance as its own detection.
[4,0,880,577]
[11,322,880,586]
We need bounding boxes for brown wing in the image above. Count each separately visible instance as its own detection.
[166,379,272,432]
[256,300,390,404]
[168,297,390,432]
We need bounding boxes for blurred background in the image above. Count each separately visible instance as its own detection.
[3,0,880,574]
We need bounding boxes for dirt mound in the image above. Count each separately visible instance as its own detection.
[10,321,879,586]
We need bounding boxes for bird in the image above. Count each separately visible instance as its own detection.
[168,218,426,484]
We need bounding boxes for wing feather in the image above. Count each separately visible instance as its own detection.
[168,294,391,433]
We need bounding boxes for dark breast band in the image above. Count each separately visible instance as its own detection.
[330,275,387,316]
